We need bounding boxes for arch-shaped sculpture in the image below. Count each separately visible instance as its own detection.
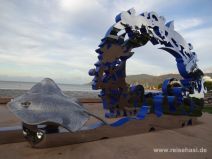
[89,8,206,118]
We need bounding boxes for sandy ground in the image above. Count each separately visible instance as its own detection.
[0,104,211,159]
[0,104,22,127]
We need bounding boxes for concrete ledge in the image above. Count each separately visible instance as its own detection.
[78,98,101,103]
[0,97,101,105]
[0,97,12,104]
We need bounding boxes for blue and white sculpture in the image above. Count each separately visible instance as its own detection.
[89,8,206,118]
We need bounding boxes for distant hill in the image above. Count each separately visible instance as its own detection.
[126,73,212,87]
[87,73,212,88]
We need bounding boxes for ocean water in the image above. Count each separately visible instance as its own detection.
[0,80,94,92]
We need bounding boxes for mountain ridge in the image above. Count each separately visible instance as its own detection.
[87,73,212,87]
[126,73,212,87]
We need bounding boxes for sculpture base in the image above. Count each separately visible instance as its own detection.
[23,114,198,148]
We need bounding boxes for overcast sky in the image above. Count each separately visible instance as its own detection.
[0,0,211,84]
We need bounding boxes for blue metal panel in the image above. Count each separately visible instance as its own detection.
[153,95,164,117]
[136,106,149,119]
[167,96,176,112]
[162,79,170,95]
[172,87,182,96]
[110,117,130,127]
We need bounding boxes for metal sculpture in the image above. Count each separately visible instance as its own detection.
[8,78,107,132]
[89,8,206,118]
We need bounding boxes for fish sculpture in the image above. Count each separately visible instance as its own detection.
[7,78,107,132]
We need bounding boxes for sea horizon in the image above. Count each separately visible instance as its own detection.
[0,80,93,92]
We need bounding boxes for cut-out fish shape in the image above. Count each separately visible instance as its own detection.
[7,78,107,132]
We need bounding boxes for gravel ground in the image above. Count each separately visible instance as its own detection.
[0,89,99,99]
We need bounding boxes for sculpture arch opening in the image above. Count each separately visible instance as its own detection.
[125,42,177,86]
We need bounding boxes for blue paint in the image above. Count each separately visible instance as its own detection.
[110,97,118,105]
[172,87,182,96]
[116,110,120,116]
[167,96,176,112]
[105,112,116,118]
[102,100,108,109]
[162,79,170,95]
[133,100,138,107]
[110,117,130,127]
[136,106,149,119]
[88,69,96,76]
[189,98,195,113]
[153,95,163,117]
[98,55,103,60]
[116,68,125,78]
[95,48,103,54]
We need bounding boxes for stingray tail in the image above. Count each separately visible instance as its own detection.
[84,111,109,125]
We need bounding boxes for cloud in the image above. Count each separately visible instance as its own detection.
[181,27,212,70]
[59,0,101,13]
[0,0,211,84]
[204,66,212,73]
[126,41,178,76]
[175,18,203,31]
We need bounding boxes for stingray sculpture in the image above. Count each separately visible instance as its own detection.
[7,78,107,132]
